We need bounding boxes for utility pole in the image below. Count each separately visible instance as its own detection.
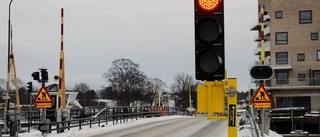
[260,7,266,137]
[188,83,192,112]
[158,84,161,107]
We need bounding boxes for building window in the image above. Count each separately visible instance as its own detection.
[317,50,320,61]
[276,52,288,64]
[311,33,318,40]
[297,53,305,61]
[275,11,282,19]
[298,74,305,81]
[313,70,320,85]
[276,32,288,45]
[299,10,312,24]
[276,71,289,84]
[276,97,311,112]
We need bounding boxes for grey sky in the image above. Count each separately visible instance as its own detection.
[0,0,257,92]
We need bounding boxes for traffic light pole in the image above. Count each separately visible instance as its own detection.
[197,78,238,137]
[39,69,48,136]
[260,7,266,137]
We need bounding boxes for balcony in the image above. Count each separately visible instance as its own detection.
[264,25,270,36]
[254,41,270,55]
[253,32,270,42]
[267,78,320,90]
[272,58,292,70]
[250,13,270,31]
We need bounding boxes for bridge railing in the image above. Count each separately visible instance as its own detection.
[1,106,170,134]
[38,109,163,134]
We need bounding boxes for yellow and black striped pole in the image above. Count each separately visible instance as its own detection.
[58,8,66,109]
[260,8,265,65]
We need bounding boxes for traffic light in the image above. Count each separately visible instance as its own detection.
[194,0,225,81]
[250,65,274,80]
[31,72,40,81]
[27,82,32,93]
[41,69,48,81]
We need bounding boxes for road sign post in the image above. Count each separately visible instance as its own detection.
[227,78,237,137]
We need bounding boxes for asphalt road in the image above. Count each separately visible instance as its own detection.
[91,115,227,137]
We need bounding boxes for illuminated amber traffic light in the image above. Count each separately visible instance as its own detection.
[195,0,225,81]
[198,0,220,11]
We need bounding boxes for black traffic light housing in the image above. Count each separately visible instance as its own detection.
[27,82,32,93]
[31,72,40,81]
[250,65,274,80]
[31,69,49,83]
[40,69,48,81]
[194,0,225,81]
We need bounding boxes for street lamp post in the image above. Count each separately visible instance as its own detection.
[4,0,14,134]
[8,0,13,66]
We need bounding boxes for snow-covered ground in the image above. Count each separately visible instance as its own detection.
[12,115,282,137]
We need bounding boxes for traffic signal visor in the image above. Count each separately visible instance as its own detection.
[250,65,274,80]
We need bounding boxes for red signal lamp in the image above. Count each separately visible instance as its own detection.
[198,0,220,11]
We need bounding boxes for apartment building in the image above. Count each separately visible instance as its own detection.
[251,0,320,134]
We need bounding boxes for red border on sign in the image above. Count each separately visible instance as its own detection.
[252,84,272,103]
[34,86,53,103]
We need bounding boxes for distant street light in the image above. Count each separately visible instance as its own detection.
[4,0,14,134]
[8,0,14,75]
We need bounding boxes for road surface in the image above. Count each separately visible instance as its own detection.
[91,115,227,137]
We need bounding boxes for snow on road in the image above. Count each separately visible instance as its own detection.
[16,115,282,137]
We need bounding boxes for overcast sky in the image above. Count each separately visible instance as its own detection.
[0,0,257,92]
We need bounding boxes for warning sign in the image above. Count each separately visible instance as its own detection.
[34,86,53,103]
[252,84,271,103]
[36,103,52,109]
[252,84,271,108]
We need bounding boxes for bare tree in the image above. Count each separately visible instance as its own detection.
[74,83,97,106]
[0,79,7,104]
[171,72,194,94]
[144,77,167,106]
[84,90,99,106]
[74,83,90,93]
[99,86,115,100]
[0,78,25,105]
[103,58,146,106]
[170,72,200,109]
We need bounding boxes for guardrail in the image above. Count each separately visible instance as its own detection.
[1,106,170,134]
[38,111,163,134]
[248,105,260,137]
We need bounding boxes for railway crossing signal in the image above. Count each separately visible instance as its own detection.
[250,65,274,80]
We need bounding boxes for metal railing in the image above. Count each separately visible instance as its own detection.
[1,106,169,134]
[38,108,164,134]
